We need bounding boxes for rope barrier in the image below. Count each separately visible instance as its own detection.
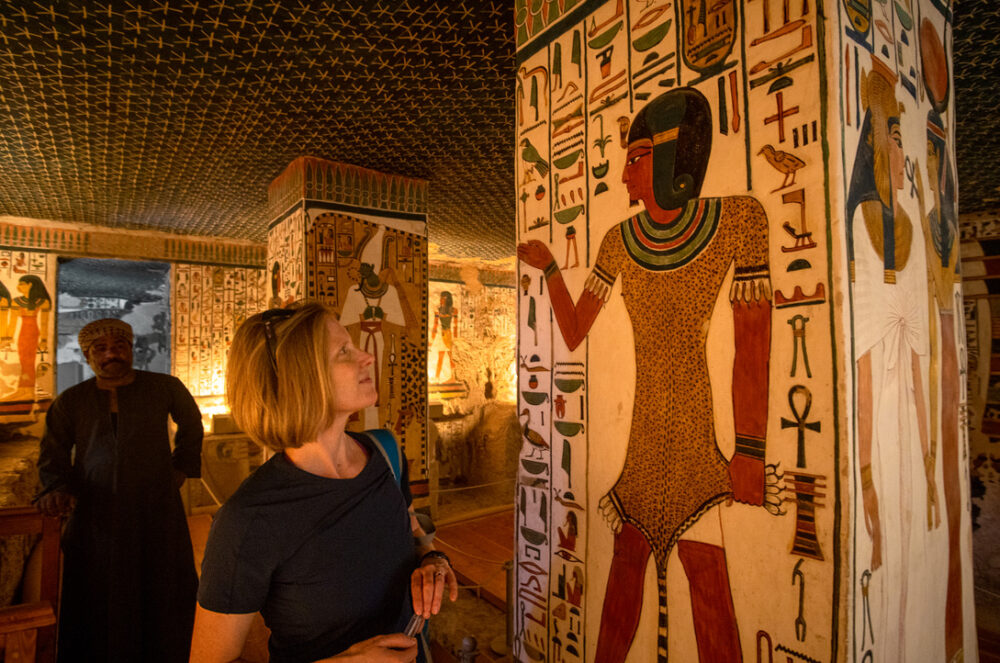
[435,478,516,494]
[435,537,510,566]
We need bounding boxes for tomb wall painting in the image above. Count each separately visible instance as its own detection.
[427,277,517,406]
[959,210,1000,638]
[0,217,266,422]
[840,2,975,660]
[515,0,973,661]
[267,158,430,478]
[515,1,838,661]
[171,264,267,399]
[0,250,54,417]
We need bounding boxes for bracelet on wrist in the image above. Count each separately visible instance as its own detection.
[420,550,451,567]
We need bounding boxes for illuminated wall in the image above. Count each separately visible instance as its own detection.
[172,264,268,398]
[267,157,430,477]
[0,249,54,416]
[427,273,517,406]
[0,217,265,421]
[512,1,972,662]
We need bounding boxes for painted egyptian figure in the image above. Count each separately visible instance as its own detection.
[847,55,934,662]
[518,87,773,662]
[0,281,11,351]
[429,290,458,382]
[915,17,964,658]
[8,274,51,401]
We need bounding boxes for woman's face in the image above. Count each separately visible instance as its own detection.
[926,139,941,195]
[326,318,377,415]
[888,119,905,193]
[16,280,30,297]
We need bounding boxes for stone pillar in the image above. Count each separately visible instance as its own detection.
[267,157,429,476]
[513,1,972,661]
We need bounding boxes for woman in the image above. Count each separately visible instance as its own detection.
[191,302,457,662]
[0,280,11,349]
[12,275,51,399]
[847,55,932,661]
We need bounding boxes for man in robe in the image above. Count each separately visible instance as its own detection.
[37,318,203,662]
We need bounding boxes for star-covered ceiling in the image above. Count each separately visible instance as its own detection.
[953,0,1000,214]
[0,2,994,262]
[0,0,515,260]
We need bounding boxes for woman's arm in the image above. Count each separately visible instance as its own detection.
[190,606,419,663]
[189,605,256,663]
[409,507,458,619]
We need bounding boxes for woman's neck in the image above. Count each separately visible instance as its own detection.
[285,422,368,479]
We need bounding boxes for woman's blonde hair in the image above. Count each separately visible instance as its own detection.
[227,301,338,451]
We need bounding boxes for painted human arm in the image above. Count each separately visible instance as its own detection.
[517,239,611,351]
[38,298,51,352]
[914,161,944,529]
[728,200,773,506]
[169,376,204,481]
[857,352,882,570]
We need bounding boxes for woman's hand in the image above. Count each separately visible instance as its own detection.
[411,555,458,619]
[328,634,418,662]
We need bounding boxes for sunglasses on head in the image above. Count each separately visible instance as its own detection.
[260,308,296,373]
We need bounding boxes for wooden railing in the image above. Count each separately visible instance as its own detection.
[0,507,61,663]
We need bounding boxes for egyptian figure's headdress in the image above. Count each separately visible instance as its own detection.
[627,88,712,211]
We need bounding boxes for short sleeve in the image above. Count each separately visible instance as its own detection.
[197,502,272,614]
[584,226,625,302]
[727,197,772,303]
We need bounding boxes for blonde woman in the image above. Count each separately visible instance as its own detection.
[191,302,456,663]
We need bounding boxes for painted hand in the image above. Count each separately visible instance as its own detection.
[517,240,555,271]
[862,483,882,570]
[729,453,765,506]
[410,557,458,619]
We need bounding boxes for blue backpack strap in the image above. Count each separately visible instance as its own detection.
[361,428,402,485]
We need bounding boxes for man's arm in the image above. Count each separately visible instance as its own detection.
[36,397,77,515]
[517,239,613,351]
[728,199,773,506]
[169,377,203,479]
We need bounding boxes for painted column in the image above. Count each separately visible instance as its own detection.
[267,157,430,476]
[513,1,973,661]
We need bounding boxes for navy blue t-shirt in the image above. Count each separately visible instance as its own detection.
[197,432,417,663]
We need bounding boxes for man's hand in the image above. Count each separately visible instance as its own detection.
[517,240,556,271]
[37,490,75,517]
[728,453,765,506]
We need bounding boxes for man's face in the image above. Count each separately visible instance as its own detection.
[622,138,656,210]
[86,335,134,379]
